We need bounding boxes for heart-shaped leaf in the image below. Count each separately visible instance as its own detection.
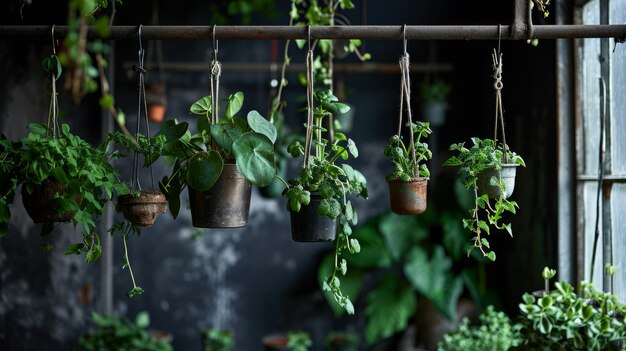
[155,120,189,143]
[225,92,244,118]
[190,96,212,116]
[185,151,223,191]
[42,55,62,79]
[247,110,277,144]
[210,122,244,152]
[232,132,275,186]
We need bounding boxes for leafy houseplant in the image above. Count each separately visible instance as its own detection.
[444,138,525,261]
[385,121,432,215]
[283,89,367,314]
[201,328,234,351]
[437,305,522,351]
[157,91,277,228]
[78,311,172,351]
[419,79,451,127]
[517,266,626,351]
[262,331,312,351]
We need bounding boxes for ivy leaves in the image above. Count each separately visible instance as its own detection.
[385,121,432,181]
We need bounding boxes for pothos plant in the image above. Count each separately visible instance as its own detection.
[443,138,525,261]
[156,92,277,217]
[385,121,432,181]
[283,89,368,314]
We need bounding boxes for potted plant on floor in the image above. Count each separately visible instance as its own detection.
[325,331,360,351]
[262,331,312,351]
[419,79,451,127]
[201,327,234,351]
[157,91,277,227]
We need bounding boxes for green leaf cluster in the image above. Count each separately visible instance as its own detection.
[438,306,523,351]
[287,331,313,351]
[201,328,234,351]
[384,121,432,180]
[78,311,172,351]
[419,79,452,103]
[156,92,277,218]
[444,137,525,261]
[518,271,626,351]
[285,90,367,315]
[0,124,129,262]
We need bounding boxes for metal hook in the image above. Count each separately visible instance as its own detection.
[307,25,311,52]
[402,24,407,54]
[212,24,218,60]
[51,25,56,55]
[497,24,502,57]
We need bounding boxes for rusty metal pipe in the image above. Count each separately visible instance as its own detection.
[0,25,625,40]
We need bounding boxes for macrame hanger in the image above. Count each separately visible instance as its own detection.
[397,24,418,174]
[210,25,222,125]
[303,25,314,169]
[492,24,508,164]
[131,25,155,190]
[47,25,59,139]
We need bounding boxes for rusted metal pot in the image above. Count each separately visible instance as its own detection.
[387,177,428,215]
[21,178,78,223]
[187,163,251,228]
[476,164,518,199]
[117,190,167,227]
[290,194,336,242]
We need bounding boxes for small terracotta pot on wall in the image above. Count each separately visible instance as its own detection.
[387,177,428,215]
[117,190,167,227]
[187,163,252,228]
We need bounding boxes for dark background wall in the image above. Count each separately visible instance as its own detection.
[0,0,557,350]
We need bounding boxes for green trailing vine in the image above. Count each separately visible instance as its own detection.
[385,121,432,181]
[108,222,144,298]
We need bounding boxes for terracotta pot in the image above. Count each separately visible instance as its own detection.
[188,164,251,228]
[146,82,167,123]
[476,164,518,199]
[290,194,336,242]
[147,104,166,123]
[387,177,428,215]
[117,190,167,227]
[21,178,78,223]
[326,335,360,351]
[262,335,289,351]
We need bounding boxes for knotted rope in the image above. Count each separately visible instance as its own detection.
[302,49,315,168]
[397,53,418,175]
[492,49,508,163]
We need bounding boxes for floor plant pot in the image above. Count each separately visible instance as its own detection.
[188,163,251,228]
[290,194,336,242]
[326,334,360,351]
[387,177,428,215]
[476,164,518,199]
[262,335,289,351]
[117,190,167,227]
[21,178,77,223]
[422,101,447,127]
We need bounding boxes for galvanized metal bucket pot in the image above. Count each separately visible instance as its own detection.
[476,164,518,199]
[290,194,337,242]
[387,177,428,215]
[117,190,167,227]
[21,178,77,223]
[187,163,252,228]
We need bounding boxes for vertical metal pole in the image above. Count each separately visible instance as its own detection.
[599,0,612,291]
[99,41,115,315]
[557,0,576,283]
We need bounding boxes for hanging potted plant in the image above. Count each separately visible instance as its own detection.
[201,327,234,351]
[145,82,167,124]
[443,49,525,261]
[419,79,451,127]
[157,91,277,228]
[385,51,433,215]
[0,53,129,262]
[262,331,312,351]
[324,331,360,351]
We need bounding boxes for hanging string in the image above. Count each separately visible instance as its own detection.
[396,25,417,175]
[210,25,222,125]
[47,25,59,139]
[303,26,314,168]
[491,48,508,164]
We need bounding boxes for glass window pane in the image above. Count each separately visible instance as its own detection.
[582,0,601,175]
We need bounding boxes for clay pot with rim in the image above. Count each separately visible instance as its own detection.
[387,177,428,215]
[476,164,518,199]
[146,82,167,124]
[325,333,360,351]
[21,178,79,223]
[187,163,251,228]
[117,189,167,227]
[290,193,336,242]
[262,334,290,351]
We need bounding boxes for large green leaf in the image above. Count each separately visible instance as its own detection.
[154,120,189,143]
[225,92,244,118]
[247,110,277,144]
[365,275,417,344]
[378,213,426,261]
[318,254,363,317]
[210,122,244,152]
[346,221,393,269]
[190,96,212,116]
[185,151,223,191]
[232,132,275,186]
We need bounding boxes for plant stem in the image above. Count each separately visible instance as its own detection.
[275,174,290,189]
[122,234,139,289]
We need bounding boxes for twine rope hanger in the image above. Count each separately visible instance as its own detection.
[303,25,314,168]
[47,25,60,139]
[396,24,418,175]
[131,24,155,190]
[210,25,222,125]
[492,24,509,164]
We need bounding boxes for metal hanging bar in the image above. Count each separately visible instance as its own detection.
[0,25,625,41]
